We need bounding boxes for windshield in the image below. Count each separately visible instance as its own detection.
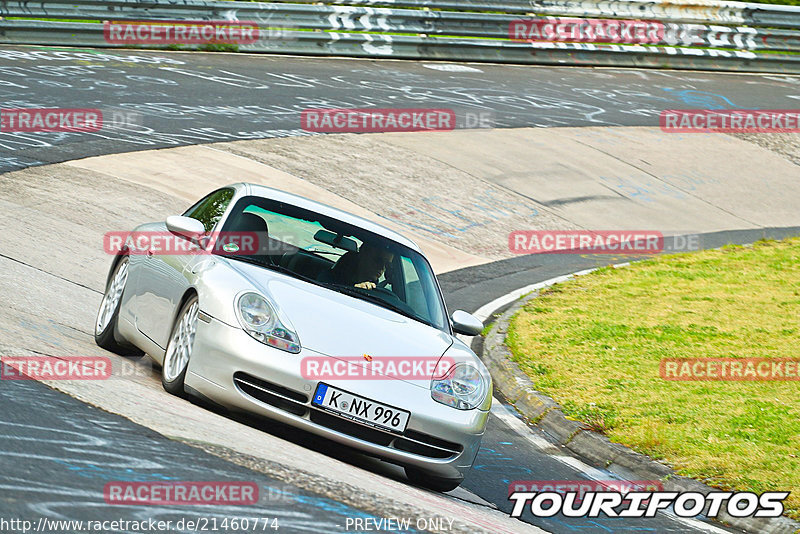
[218,195,449,332]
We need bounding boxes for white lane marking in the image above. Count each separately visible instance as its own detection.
[490,401,732,533]
[474,261,635,323]
[423,64,483,72]
[491,400,594,466]
[473,268,597,323]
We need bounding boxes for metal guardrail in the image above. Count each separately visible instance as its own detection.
[0,0,799,73]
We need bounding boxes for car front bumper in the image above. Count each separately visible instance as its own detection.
[185,315,489,481]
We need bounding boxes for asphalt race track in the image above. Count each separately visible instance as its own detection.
[1,45,798,534]
[1,45,799,173]
[0,379,393,533]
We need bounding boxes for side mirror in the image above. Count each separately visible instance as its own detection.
[166,215,205,240]
[451,310,483,336]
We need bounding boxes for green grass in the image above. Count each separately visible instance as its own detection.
[506,238,800,520]
[198,43,239,52]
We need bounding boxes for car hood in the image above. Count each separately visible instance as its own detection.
[225,259,454,362]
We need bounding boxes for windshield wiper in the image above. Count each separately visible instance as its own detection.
[325,283,435,328]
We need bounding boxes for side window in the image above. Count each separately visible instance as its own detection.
[183,188,234,232]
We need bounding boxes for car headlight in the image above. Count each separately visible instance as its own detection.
[431,363,487,410]
[235,292,301,354]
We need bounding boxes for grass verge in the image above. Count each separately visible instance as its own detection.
[506,237,800,520]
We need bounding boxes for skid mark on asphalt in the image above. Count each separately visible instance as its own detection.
[1,45,799,172]
[0,250,102,294]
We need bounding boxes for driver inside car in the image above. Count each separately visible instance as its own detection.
[326,243,394,290]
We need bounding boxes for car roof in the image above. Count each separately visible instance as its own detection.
[230,183,422,253]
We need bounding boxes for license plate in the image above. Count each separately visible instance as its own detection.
[312,383,410,433]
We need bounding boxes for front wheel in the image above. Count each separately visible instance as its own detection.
[404,467,462,493]
[161,296,199,397]
[95,256,140,355]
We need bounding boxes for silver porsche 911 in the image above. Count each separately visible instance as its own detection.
[95,183,491,491]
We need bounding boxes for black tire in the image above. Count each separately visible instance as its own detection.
[404,467,462,493]
[161,296,199,397]
[95,256,141,356]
